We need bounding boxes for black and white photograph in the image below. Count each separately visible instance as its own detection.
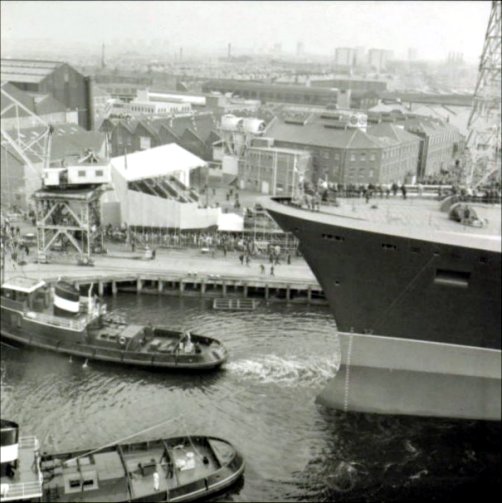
[0,1,500,501]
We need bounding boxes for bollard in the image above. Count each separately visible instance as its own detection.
[112,281,117,296]
[137,278,143,294]
[158,280,164,293]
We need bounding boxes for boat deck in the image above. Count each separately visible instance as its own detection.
[0,437,43,502]
[123,442,219,499]
[266,195,501,252]
[317,197,501,235]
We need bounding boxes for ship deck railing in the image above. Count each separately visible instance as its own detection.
[0,436,43,502]
[0,480,43,502]
[19,436,39,450]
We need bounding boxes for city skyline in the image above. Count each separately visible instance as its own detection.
[0,1,492,62]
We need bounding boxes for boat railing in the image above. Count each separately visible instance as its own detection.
[0,297,26,311]
[0,480,43,501]
[19,436,39,450]
[23,311,88,331]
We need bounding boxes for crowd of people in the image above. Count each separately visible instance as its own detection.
[101,223,299,256]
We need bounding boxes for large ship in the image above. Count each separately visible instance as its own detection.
[263,191,501,420]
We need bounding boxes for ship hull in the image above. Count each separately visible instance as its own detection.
[264,198,501,420]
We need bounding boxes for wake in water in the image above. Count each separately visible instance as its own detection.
[225,353,340,387]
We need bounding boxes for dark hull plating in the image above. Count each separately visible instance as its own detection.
[267,206,501,350]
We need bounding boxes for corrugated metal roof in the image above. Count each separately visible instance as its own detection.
[111,143,207,182]
[1,58,63,84]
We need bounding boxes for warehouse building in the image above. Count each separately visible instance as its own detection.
[201,80,339,107]
[1,58,93,130]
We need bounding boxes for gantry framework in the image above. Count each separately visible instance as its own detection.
[32,187,107,262]
[1,83,52,189]
[465,0,501,187]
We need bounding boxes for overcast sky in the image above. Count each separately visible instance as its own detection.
[0,1,492,61]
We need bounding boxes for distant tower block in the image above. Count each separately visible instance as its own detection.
[465,0,501,186]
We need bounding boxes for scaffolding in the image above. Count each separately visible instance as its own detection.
[464,0,501,187]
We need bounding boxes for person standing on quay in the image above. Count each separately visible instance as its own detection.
[270,265,275,276]
[260,264,265,274]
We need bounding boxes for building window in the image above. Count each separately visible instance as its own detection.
[334,153,340,161]
[360,153,366,161]
[95,170,104,177]
[78,170,86,177]
[140,136,151,150]
[350,154,356,162]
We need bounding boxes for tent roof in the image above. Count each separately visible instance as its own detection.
[111,143,207,182]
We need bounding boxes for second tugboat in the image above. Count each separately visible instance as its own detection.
[0,277,228,371]
[0,419,245,502]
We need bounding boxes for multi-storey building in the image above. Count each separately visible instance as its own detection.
[403,116,463,179]
[367,107,464,179]
[368,49,393,73]
[238,142,312,195]
[264,112,420,185]
[334,48,355,67]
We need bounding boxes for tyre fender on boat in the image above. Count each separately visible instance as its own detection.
[119,336,126,347]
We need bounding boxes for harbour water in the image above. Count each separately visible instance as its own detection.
[1,294,500,502]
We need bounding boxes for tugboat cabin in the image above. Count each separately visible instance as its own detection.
[1,277,48,312]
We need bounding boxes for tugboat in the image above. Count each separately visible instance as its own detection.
[0,277,228,371]
[0,419,245,502]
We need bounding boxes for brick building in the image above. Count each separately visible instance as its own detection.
[264,113,420,185]
[99,113,221,161]
[367,107,464,179]
[238,143,312,195]
[403,116,463,179]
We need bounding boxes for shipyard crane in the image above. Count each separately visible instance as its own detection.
[463,0,501,188]
[1,83,53,199]
[1,83,110,265]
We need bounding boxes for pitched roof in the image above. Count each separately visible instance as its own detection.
[111,143,206,182]
[4,123,106,161]
[368,123,420,144]
[1,81,36,117]
[1,58,64,84]
[265,118,392,150]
